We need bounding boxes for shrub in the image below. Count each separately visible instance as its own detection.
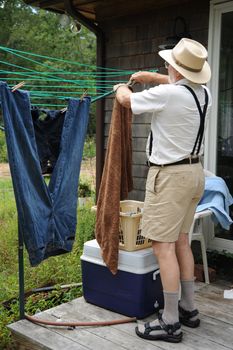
[78,180,92,197]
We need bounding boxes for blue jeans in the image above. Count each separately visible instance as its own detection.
[0,82,90,266]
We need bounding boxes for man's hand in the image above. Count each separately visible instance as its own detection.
[131,71,169,85]
[113,83,128,92]
[131,71,155,84]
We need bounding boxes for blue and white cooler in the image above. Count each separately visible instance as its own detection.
[81,239,164,319]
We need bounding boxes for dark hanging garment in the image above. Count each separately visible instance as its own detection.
[0,82,90,266]
[31,108,65,174]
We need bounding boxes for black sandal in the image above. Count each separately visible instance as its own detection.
[135,314,183,343]
[179,304,200,328]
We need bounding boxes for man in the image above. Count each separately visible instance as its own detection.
[113,38,212,343]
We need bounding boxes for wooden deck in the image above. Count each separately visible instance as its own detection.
[9,280,233,350]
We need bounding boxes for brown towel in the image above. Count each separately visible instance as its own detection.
[95,98,133,274]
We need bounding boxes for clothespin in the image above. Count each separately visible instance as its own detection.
[60,107,67,114]
[80,89,88,101]
[12,81,25,92]
[126,79,136,89]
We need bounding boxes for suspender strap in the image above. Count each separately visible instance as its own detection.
[197,89,208,154]
[149,130,153,156]
[148,85,208,159]
[182,85,209,156]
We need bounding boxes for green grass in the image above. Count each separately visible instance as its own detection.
[0,131,8,163]
[0,178,96,349]
[82,136,96,159]
[0,134,96,163]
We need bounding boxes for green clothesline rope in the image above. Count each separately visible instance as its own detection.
[0,60,131,89]
[0,77,117,88]
[0,45,132,72]
[0,65,132,84]
[9,84,99,89]
[0,47,134,84]
[0,69,133,77]
[0,61,88,86]
[31,90,96,95]
[0,44,157,107]
[0,46,135,79]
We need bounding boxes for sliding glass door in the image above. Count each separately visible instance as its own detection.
[216,9,233,240]
[206,0,233,251]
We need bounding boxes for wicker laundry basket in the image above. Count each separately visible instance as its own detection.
[92,200,152,251]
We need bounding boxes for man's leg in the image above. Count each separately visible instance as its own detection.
[175,233,200,327]
[136,241,182,342]
[153,241,180,324]
[175,233,194,281]
[153,241,180,291]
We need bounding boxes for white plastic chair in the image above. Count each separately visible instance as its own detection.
[188,169,215,284]
[188,209,212,284]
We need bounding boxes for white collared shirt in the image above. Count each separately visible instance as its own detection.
[130,78,212,165]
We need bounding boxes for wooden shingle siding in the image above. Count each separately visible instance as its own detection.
[133,151,148,165]
[104,123,150,138]
[100,0,210,200]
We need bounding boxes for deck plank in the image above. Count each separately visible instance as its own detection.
[83,297,233,350]
[46,294,233,350]
[194,282,233,325]
[8,281,233,350]
[8,319,88,350]
[11,312,131,350]
[181,314,233,349]
[44,302,165,350]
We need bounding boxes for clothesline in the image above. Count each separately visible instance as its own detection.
[0,45,133,107]
[0,45,131,71]
[0,44,157,107]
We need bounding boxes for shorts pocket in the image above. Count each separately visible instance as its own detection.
[146,168,160,193]
[157,171,191,189]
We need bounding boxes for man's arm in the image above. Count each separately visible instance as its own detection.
[113,71,169,108]
[114,85,132,108]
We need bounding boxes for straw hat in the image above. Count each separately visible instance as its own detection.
[159,38,211,84]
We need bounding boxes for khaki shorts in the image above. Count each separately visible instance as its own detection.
[141,163,204,242]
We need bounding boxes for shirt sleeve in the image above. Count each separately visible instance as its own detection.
[130,84,168,115]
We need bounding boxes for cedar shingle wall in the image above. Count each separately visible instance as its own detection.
[101,0,210,201]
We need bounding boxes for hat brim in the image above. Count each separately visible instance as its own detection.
[159,49,211,84]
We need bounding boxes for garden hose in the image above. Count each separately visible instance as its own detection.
[25,313,137,327]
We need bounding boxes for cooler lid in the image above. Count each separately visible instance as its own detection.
[81,239,159,274]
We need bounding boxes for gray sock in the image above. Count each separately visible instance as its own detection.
[179,279,195,311]
[179,279,198,322]
[162,290,179,325]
